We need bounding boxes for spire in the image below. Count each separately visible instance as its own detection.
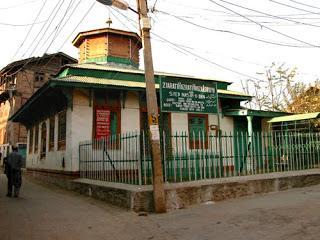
[106,17,112,28]
[106,7,112,28]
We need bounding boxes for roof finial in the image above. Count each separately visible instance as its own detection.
[106,7,112,28]
[106,17,112,28]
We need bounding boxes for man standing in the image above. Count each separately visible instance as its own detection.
[6,146,23,198]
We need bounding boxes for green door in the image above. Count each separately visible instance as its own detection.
[189,116,207,148]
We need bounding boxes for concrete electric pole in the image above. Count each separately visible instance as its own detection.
[135,0,166,213]
[96,0,166,213]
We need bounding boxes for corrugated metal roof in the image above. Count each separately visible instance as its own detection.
[64,63,231,84]
[268,112,320,123]
[54,76,249,96]
[55,76,160,88]
[218,89,251,97]
[54,75,249,97]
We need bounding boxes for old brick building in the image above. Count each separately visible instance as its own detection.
[0,52,77,146]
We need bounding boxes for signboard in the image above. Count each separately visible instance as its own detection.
[95,108,111,139]
[160,78,218,114]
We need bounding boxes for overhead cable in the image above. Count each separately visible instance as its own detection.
[209,0,319,47]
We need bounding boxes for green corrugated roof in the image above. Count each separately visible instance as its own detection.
[224,109,287,118]
[218,89,251,97]
[268,112,320,123]
[55,76,159,88]
[64,63,231,84]
[53,75,247,97]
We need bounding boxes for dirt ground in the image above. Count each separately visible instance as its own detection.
[0,174,319,240]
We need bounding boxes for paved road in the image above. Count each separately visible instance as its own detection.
[0,174,320,240]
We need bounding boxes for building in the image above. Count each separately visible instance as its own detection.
[0,52,77,149]
[10,27,286,177]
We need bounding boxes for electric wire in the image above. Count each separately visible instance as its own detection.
[209,0,319,47]
[0,20,47,27]
[114,8,263,81]
[270,0,320,16]
[216,0,320,27]
[57,1,96,50]
[4,0,91,79]
[42,0,76,55]
[288,0,320,11]
[36,0,66,54]
[22,0,65,58]
[155,10,313,48]
[10,0,48,62]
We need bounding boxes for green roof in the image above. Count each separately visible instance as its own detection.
[62,63,232,84]
[52,75,248,98]
[268,112,320,123]
[224,109,288,118]
[54,76,159,89]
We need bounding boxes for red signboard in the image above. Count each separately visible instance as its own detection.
[95,108,111,139]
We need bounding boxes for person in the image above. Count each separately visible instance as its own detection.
[6,146,23,198]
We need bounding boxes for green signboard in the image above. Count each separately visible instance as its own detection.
[160,78,218,114]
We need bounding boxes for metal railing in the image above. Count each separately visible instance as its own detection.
[79,131,320,185]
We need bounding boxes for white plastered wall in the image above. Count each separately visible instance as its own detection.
[170,113,188,133]
[121,91,140,133]
[69,89,93,172]
[27,114,69,171]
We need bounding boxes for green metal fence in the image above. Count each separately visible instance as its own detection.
[79,131,320,185]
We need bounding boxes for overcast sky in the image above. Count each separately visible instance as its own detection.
[1,0,320,91]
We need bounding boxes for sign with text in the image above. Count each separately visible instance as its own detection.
[160,78,218,114]
[95,108,111,139]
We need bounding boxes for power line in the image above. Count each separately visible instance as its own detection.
[217,0,320,28]
[113,8,263,81]
[4,0,88,78]
[155,10,314,48]
[41,0,76,55]
[57,1,96,50]
[158,0,319,18]
[22,0,65,58]
[0,20,47,27]
[36,0,66,54]
[288,0,320,11]
[270,0,320,16]
[10,0,48,61]
[208,0,319,47]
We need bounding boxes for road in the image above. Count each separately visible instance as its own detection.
[0,173,320,240]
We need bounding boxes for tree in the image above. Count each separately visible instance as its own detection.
[287,80,320,113]
[241,63,306,111]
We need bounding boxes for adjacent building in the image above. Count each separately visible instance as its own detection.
[0,52,77,149]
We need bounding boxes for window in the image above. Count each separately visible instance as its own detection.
[49,116,55,151]
[35,72,45,82]
[188,114,208,149]
[93,89,121,139]
[40,122,47,159]
[34,124,39,152]
[94,107,120,139]
[58,110,66,150]
[29,127,33,154]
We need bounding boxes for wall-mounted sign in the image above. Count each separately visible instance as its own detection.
[95,108,111,139]
[160,78,218,114]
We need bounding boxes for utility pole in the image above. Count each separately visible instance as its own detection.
[96,0,166,213]
[136,0,166,213]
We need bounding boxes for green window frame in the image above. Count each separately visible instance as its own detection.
[188,114,208,149]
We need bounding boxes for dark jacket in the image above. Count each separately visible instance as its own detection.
[7,152,23,171]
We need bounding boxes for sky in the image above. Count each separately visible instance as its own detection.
[1,0,320,92]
